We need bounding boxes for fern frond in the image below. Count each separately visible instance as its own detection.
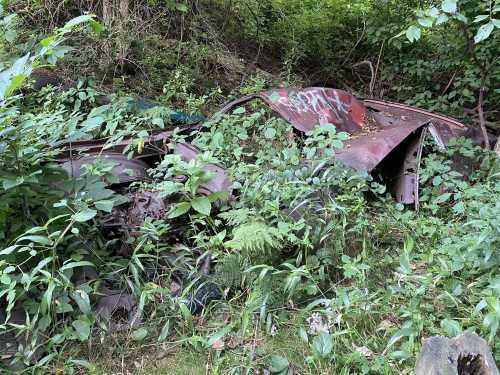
[225,221,281,255]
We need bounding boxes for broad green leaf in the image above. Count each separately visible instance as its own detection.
[61,15,95,32]
[473,15,489,23]
[95,199,114,213]
[191,196,211,216]
[72,319,91,341]
[89,19,103,34]
[152,117,164,128]
[17,235,52,246]
[269,355,289,374]
[232,107,246,115]
[311,333,333,359]
[298,327,309,343]
[207,191,228,203]
[440,319,462,337]
[72,289,92,315]
[475,22,495,43]
[5,29,16,43]
[436,13,449,25]
[406,26,421,43]
[418,17,434,27]
[72,209,97,222]
[428,7,440,17]
[441,0,457,13]
[132,327,148,342]
[264,127,277,139]
[175,3,188,12]
[1,274,11,284]
[81,116,104,131]
[452,201,465,214]
[433,192,451,204]
[168,201,191,218]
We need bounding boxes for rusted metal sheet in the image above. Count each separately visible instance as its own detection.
[60,153,150,184]
[219,88,374,134]
[57,129,233,195]
[56,130,174,159]
[219,87,470,205]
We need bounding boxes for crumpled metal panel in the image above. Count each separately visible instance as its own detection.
[57,129,233,195]
[335,123,426,172]
[258,88,371,133]
[219,87,469,205]
[60,153,150,184]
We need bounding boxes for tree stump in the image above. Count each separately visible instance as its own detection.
[415,332,499,375]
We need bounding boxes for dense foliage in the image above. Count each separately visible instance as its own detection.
[0,0,499,374]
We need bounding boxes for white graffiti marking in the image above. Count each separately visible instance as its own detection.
[273,89,350,125]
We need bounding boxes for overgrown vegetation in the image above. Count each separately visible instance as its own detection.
[0,0,499,374]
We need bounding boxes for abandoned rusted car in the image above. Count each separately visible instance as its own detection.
[54,87,490,323]
[59,87,488,209]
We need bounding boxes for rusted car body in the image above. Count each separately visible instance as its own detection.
[58,87,477,209]
[218,87,473,208]
[50,88,483,325]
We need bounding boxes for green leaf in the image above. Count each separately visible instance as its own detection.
[298,327,309,343]
[81,116,104,131]
[452,201,465,214]
[441,0,457,13]
[68,359,95,371]
[89,19,103,34]
[191,196,211,216]
[2,176,24,190]
[72,290,92,315]
[175,3,188,12]
[311,333,333,359]
[72,209,97,222]
[406,26,421,43]
[168,201,191,218]
[440,319,462,337]
[0,245,19,255]
[60,261,95,272]
[152,117,164,128]
[5,29,16,43]
[269,355,289,374]
[264,127,277,139]
[1,274,11,284]
[17,235,52,246]
[418,17,434,27]
[436,13,449,25]
[473,15,489,23]
[475,22,495,43]
[72,319,91,341]
[95,199,114,213]
[61,15,95,32]
[232,107,246,115]
[158,320,170,342]
[208,324,233,346]
[132,327,148,342]
[433,192,451,204]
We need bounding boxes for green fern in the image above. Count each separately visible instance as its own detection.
[225,221,281,256]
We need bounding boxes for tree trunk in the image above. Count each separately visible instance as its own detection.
[101,0,114,67]
[102,0,113,29]
[117,0,130,69]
